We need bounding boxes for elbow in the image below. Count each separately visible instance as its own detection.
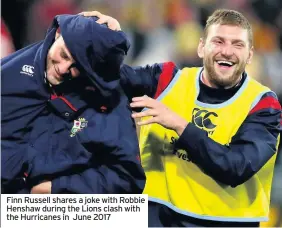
[214,165,257,188]
[213,173,252,188]
[210,152,263,187]
[226,175,252,188]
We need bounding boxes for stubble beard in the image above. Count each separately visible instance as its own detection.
[203,57,247,88]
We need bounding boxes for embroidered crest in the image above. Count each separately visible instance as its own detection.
[70,117,88,137]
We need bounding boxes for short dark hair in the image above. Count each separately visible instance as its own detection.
[204,9,253,47]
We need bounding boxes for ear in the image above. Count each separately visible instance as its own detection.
[247,46,254,64]
[197,38,205,59]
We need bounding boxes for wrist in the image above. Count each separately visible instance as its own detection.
[174,117,188,136]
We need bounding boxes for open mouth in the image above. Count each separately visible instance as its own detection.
[215,60,235,69]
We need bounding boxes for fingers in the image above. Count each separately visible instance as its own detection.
[78,11,102,17]
[108,21,121,31]
[31,181,52,194]
[130,101,152,109]
[78,11,121,31]
[132,95,151,102]
[96,17,108,24]
[130,96,156,109]
[79,11,107,24]
[132,109,157,119]
[137,117,157,126]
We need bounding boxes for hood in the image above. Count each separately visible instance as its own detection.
[51,14,130,98]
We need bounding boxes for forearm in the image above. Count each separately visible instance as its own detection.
[120,62,178,100]
[176,123,279,187]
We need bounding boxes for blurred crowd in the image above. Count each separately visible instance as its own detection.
[1,0,282,226]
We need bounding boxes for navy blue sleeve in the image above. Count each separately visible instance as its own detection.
[51,104,145,194]
[120,62,179,100]
[176,92,281,187]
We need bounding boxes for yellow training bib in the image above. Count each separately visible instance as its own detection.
[140,67,279,222]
